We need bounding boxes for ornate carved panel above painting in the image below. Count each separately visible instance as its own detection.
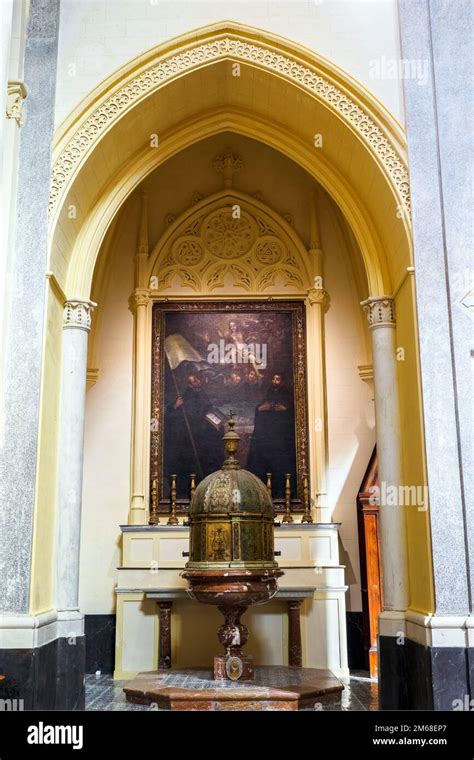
[149,301,310,517]
[147,192,312,297]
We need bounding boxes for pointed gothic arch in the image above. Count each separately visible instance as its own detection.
[47,21,412,300]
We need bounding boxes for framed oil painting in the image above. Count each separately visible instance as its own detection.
[150,301,309,512]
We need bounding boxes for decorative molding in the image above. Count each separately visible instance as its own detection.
[128,288,150,313]
[63,300,96,331]
[357,364,374,383]
[307,287,330,312]
[380,610,473,648]
[361,296,396,329]
[6,80,27,127]
[49,35,410,215]
[45,271,67,303]
[213,146,242,187]
[86,367,99,390]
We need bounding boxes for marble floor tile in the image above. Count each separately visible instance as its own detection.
[85,670,379,711]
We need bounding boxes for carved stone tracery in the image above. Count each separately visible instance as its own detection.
[151,198,308,294]
[202,209,257,259]
[49,35,410,215]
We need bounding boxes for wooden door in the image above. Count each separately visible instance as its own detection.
[357,448,383,678]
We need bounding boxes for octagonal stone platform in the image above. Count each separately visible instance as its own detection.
[124,666,344,711]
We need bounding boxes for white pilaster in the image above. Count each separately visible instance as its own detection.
[306,288,330,522]
[306,189,330,522]
[128,288,150,525]
[55,299,95,635]
[361,296,409,612]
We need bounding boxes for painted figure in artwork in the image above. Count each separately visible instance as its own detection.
[247,373,297,497]
[165,372,223,482]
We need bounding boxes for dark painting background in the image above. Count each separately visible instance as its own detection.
[161,309,297,499]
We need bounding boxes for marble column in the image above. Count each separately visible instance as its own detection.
[158,602,173,669]
[389,0,472,710]
[55,300,95,634]
[0,0,60,616]
[361,297,409,613]
[128,288,150,525]
[287,599,303,667]
[399,0,471,618]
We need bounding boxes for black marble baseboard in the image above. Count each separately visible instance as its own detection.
[85,614,116,674]
[379,635,473,710]
[0,636,85,710]
[346,611,368,671]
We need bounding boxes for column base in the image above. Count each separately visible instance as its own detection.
[0,636,85,710]
[379,635,473,710]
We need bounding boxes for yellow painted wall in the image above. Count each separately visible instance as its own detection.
[395,275,434,614]
[29,282,63,614]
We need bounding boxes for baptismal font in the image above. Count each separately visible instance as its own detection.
[181,414,283,681]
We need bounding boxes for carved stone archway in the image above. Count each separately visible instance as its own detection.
[48,22,412,301]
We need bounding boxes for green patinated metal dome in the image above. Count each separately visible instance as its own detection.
[186,415,278,569]
[190,465,274,517]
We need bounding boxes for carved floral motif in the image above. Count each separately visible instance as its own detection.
[202,209,258,259]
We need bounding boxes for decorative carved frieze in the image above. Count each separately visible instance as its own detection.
[49,36,410,215]
[63,300,96,330]
[6,81,27,127]
[362,297,396,329]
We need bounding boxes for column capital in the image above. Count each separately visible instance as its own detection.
[7,80,27,127]
[361,296,396,329]
[307,287,330,311]
[63,300,96,331]
[128,288,150,314]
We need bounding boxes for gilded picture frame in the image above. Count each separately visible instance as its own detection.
[150,300,309,514]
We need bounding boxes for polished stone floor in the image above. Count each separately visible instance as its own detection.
[85,670,379,711]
